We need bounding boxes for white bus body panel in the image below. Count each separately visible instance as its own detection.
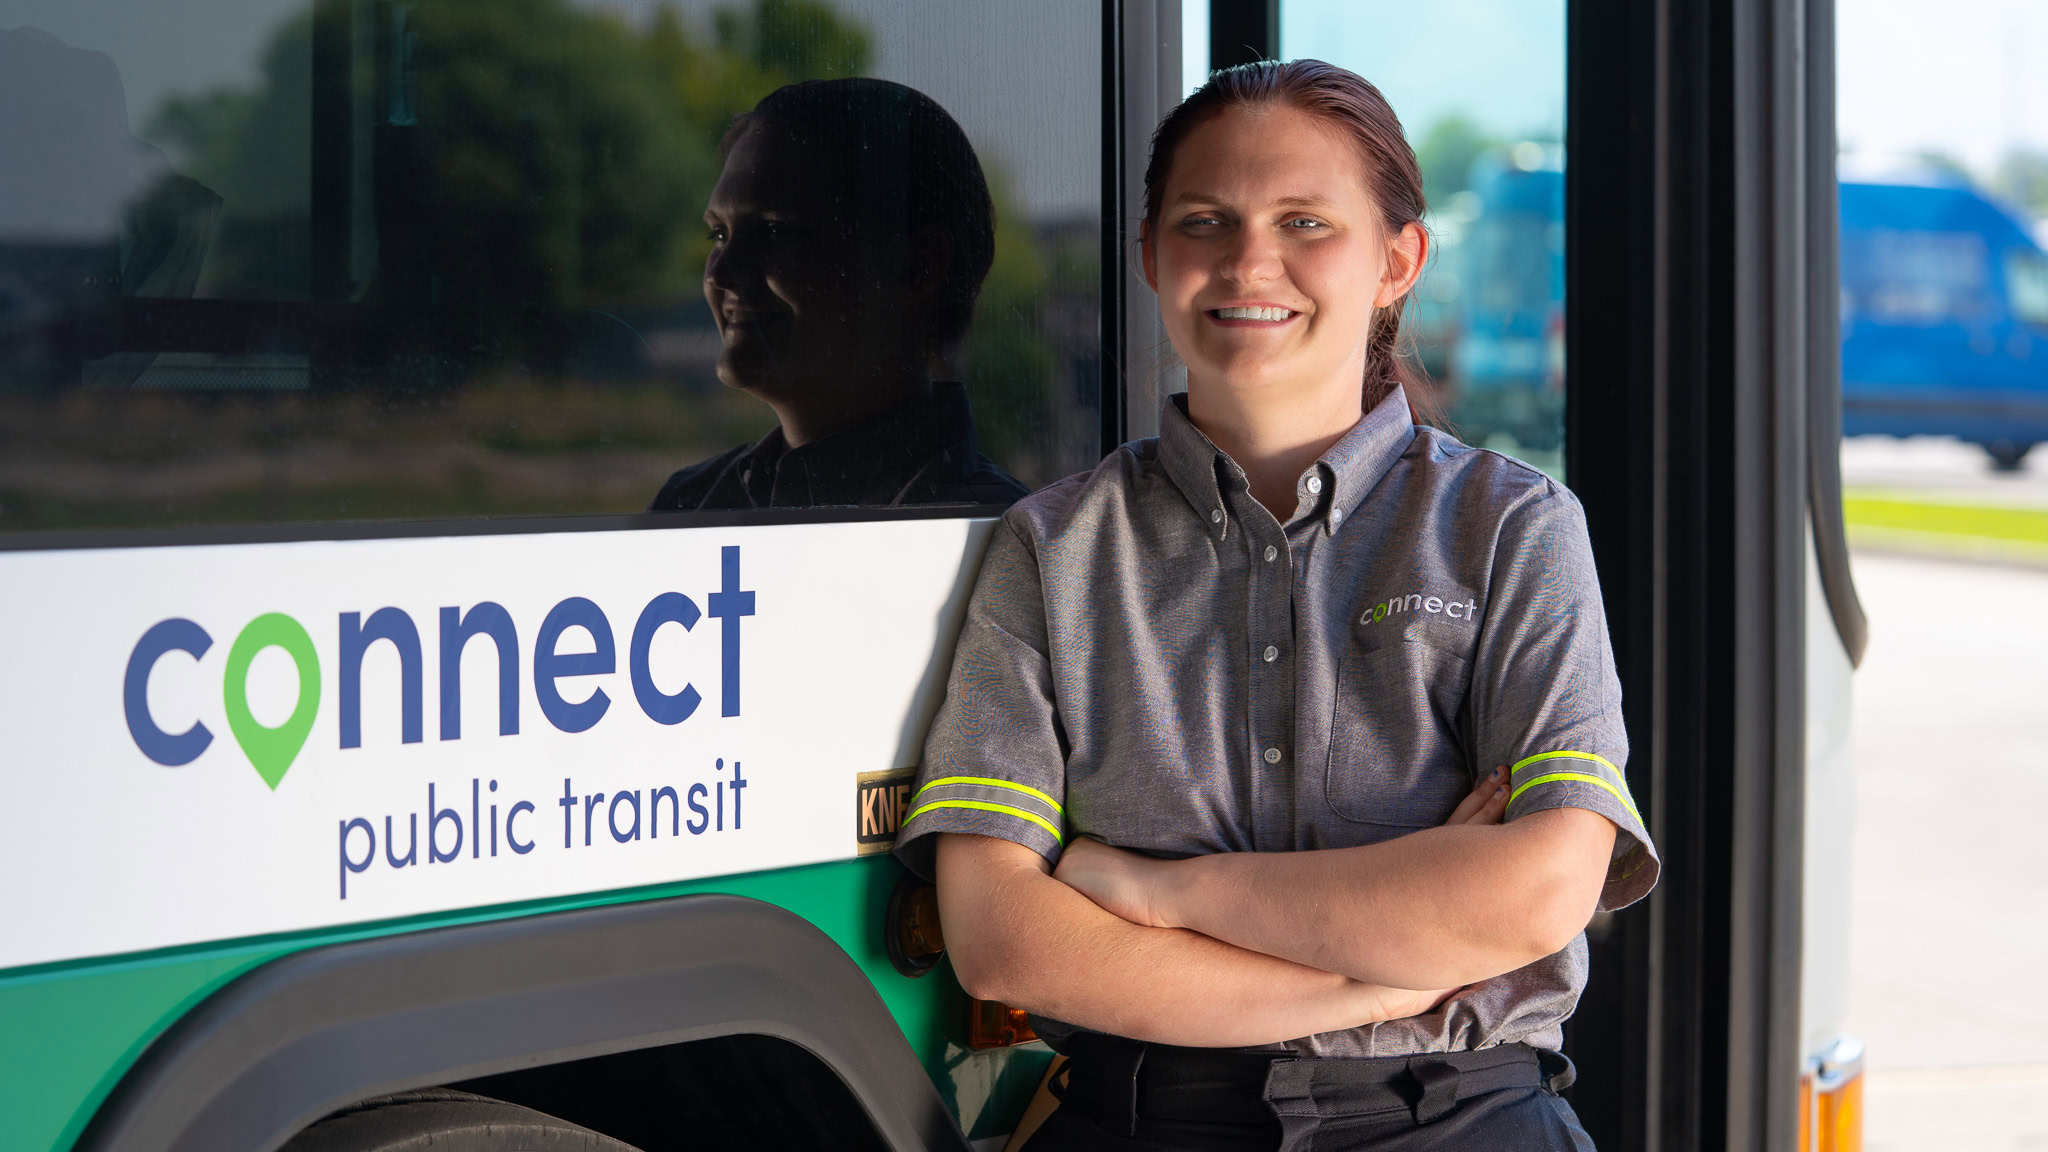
[0,517,996,970]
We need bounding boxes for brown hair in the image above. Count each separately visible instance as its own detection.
[1143,59,1442,424]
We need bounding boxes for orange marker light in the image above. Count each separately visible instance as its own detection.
[967,998,1039,1049]
[1802,1035,1864,1152]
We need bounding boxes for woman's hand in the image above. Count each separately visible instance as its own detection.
[1052,837,1182,929]
[1445,765,1510,826]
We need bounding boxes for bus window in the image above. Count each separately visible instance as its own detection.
[1279,0,1566,469]
[0,0,1103,534]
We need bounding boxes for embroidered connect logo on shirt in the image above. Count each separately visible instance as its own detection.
[1359,592,1479,625]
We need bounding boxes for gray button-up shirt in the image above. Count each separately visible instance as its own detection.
[895,386,1658,1058]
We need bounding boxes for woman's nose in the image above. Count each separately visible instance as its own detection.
[705,233,757,295]
[1219,226,1282,286]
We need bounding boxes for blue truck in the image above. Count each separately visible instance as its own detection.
[1838,169,2048,470]
[1446,154,2048,468]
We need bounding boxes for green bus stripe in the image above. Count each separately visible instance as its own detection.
[1511,749,1625,780]
[1507,771,1643,824]
[914,775,1063,816]
[904,799,1065,844]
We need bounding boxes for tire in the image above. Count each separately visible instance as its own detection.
[1985,440,2035,472]
[279,1089,643,1152]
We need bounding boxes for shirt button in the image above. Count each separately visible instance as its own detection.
[1263,545,1278,562]
[1211,508,1224,524]
[1263,645,1279,662]
[1306,475,1324,494]
[1330,508,1342,524]
[1263,746,1283,764]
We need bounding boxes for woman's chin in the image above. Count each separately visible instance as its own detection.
[1188,354,1319,397]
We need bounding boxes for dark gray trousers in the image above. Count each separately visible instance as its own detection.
[1021,1035,1596,1152]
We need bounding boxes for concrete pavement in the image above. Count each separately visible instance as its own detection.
[1843,548,2048,1151]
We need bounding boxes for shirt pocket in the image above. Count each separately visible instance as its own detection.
[1324,640,1474,829]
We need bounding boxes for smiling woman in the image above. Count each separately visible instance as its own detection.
[895,59,1656,1151]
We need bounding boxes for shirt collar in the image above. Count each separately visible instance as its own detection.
[742,382,977,505]
[1157,384,1416,538]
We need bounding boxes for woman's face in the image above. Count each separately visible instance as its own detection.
[1144,103,1423,409]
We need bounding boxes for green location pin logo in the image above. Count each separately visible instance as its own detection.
[223,613,322,790]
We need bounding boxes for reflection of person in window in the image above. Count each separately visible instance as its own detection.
[650,79,1025,510]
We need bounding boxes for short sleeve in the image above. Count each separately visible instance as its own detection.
[1469,487,1659,910]
[892,515,1068,879]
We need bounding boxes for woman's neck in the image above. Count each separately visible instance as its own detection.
[1186,378,1362,522]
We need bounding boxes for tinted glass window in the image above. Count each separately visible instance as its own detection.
[0,0,1101,533]
[1280,0,1566,471]
[2008,250,2048,327]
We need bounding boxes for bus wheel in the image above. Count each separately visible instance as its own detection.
[1984,440,2034,472]
[280,1089,641,1152]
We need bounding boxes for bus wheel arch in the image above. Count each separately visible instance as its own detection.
[73,895,966,1152]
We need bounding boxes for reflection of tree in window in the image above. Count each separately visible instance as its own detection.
[0,0,1087,533]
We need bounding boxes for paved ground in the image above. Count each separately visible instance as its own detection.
[1842,437,2048,1149]
[1842,436,2048,507]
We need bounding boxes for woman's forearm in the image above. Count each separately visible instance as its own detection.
[936,833,1437,1047]
[1158,808,1617,989]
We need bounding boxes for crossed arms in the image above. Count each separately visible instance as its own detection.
[935,775,1616,1049]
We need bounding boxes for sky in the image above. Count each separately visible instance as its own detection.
[1836,0,2048,175]
[1275,0,1565,144]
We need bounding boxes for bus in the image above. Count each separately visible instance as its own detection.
[2,1,1867,1150]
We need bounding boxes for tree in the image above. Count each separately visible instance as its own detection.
[1413,114,1498,207]
[1993,148,2048,220]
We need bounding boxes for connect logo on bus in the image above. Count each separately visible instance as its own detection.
[121,545,756,790]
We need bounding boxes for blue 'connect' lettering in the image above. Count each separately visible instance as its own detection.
[340,608,424,748]
[123,618,215,766]
[129,544,754,769]
[706,545,755,717]
[439,602,519,740]
[534,597,615,733]
[629,592,702,725]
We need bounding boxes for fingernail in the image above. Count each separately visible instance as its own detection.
[1490,768,1501,781]
[1495,786,1505,797]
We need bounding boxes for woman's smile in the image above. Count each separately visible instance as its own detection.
[1205,303,1302,326]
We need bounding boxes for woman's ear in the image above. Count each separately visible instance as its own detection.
[1374,220,1429,308]
[1139,218,1159,292]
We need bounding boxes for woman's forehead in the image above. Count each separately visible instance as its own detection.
[1165,104,1375,206]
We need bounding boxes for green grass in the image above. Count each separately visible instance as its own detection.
[1843,492,2048,545]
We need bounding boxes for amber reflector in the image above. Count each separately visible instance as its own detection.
[967,998,1038,1049]
[1817,1070,1863,1152]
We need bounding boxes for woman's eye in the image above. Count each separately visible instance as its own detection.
[706,225,727,243]
[1285,217,1328,230]
[1181,215,1223,230]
